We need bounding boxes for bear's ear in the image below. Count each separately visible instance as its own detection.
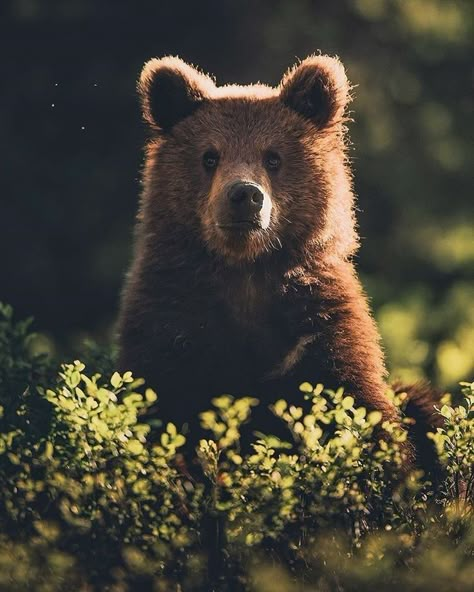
[279,55,351,128]
[138,57,213,132]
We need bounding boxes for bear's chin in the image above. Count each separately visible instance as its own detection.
[206,226,273,264]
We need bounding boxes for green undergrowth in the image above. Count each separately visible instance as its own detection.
[0,303,473,591]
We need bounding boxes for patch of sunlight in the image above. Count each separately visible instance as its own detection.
[418,102,453,137]
[417,223,474,271]
[29,332,57,358]
[354,0,388,20]
[396,0,469,44]
[428,137,466,172]
[436,338,474,385]
[389,366,426,385]
[378,302,430,369]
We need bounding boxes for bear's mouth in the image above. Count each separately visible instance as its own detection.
[216,220,262,233]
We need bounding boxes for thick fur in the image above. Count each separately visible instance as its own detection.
[118,55,440,471]
[396,382,444,481]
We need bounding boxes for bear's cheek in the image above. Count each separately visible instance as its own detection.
[270,172,330,243]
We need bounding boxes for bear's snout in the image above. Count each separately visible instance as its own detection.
[214,181,272,232]
[228,182,264,223]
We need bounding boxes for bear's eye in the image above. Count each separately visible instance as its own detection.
[202,150,219,171]
[264,151,281,172]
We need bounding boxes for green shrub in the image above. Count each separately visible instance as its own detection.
[0,304,472,591]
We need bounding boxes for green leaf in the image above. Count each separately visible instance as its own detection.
[145,388,157,403]
[367,410,383,426]
[126,439,144,455]
[342,396,355,410]
[110,372,122,389]
[440,404,453,418]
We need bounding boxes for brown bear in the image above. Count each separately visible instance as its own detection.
[117,55,440,470]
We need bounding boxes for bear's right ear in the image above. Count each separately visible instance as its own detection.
[138,57,213,133]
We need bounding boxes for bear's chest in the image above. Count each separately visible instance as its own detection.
[176,278,312,384]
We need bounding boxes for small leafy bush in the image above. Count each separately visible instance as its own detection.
[0,304,472,591]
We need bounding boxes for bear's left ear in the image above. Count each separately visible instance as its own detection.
[138,56,214,133]
[279,55,351,128]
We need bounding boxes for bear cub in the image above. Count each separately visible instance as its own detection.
[117,55,440,468]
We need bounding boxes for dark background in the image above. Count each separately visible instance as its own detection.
[1,0,472,388]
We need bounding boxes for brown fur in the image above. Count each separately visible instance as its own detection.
[395,381,444,481]
[117,55,440,471]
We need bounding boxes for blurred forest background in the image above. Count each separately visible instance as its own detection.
[0,0,472,389]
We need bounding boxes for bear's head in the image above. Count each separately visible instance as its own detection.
[138,55,357,265]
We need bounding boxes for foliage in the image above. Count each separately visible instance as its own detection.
[0,302,55,442]
[0,307,473,591]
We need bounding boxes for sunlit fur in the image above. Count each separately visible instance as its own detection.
[118,56,441,474]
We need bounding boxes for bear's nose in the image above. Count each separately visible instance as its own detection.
[228,182,264,216]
